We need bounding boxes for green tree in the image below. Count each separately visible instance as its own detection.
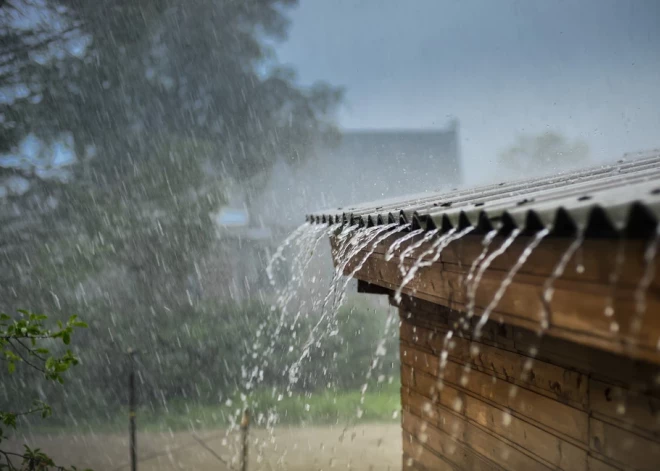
[1,310,89,470]
[1,0,342,308]
[0,0,343,418]
[499,131,589,175]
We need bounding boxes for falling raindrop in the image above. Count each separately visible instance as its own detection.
[631,224,660,335]
[474,228,549,338]
[540,231,585,333]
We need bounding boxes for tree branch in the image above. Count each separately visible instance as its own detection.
[7,339,46,373]
[0,450,19,471]
[14,337,46,361]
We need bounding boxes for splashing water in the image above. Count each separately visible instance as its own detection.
[397,228,441,275]
[465,230,498,292]
[247,223,333,391]
[385,228,425,261]
[394,226,475,304]
[271,224,335,339]
[603,237,626,319]
[539,231,585,332]
[333,223,411,311]
[433,229,520,391]
[394,228,457,302]
[330,223,401,307]
[631,223,660,338]
[466,229,522,320]
[474,228,550,338]
[266,222,310,286]
[313,224,399,341]
[454,229,498,332]
[292,223,404,388]
[299,224,403,359]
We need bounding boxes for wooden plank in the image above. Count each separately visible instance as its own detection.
[398,299,518,353]
[400,321,589,408]
[403,412,504,471]
[590,379,660,440]
[590,417,660,471]
[402,438,457,471]
[398,297,652,387]
[401,363,588,471]
[366,233,660,291]
[346,249,660,364]
[400,345,590,443]
[513,327,660,390]
[587,455,626,471]
[403,397,551,470]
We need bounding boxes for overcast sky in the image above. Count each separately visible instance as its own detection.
[275,0,660,184]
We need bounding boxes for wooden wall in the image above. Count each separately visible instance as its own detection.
[340,233,660,365]
[398,296,660,471]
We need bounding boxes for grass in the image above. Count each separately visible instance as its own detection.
[141,382,400,432]
[30,382,401,434]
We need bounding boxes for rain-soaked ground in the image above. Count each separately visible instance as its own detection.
[8,424,400,470]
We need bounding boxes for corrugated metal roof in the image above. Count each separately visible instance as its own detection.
[306,151,660,238]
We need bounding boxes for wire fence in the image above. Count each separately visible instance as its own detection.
[114,352,249,471]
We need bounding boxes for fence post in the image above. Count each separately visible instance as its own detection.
[240,408,250,471]
[128,348,137,471]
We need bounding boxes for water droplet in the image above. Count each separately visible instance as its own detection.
[508,385,518,399]
[502,411,512,426]
[470,344,480,357]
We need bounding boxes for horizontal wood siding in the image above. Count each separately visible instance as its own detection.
[335,232,660,364]
[399,300,660,471]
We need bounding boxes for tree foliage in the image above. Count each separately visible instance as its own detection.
[0,0,346,435]
[1,0,342,306]
[498,131,589,176]
[1,310,89,470]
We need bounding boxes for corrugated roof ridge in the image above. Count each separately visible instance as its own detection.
[306,153,660,238]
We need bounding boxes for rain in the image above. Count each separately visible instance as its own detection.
[2,1,660,471]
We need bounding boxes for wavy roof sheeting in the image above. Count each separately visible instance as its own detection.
[306,152,660,238]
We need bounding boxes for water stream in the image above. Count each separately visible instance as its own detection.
[258,215,660,468]
[632,223,660,339]
[394,226,475,304]
[385,228,425,261]
[473,228,550,338]
[466,228,522,321]
[539,231,585,332]
[333,223,411,313]
[397,228,441,275]
[603,237,626,325]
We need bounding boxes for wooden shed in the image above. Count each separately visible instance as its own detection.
[308,153,660,471]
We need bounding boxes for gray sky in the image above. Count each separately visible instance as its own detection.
[275,0,660,184]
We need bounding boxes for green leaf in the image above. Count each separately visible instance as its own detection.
[62,332,71,345]
[8,362,15,374]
